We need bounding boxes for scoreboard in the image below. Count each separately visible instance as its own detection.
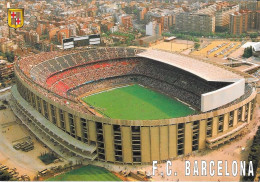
[89,34,101,45]
[74,35,89,47]
[63,38,74,49]
[63,34,101,49]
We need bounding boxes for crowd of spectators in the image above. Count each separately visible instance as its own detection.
[47,59,137,97]
[68,74,201,109]
[28,48,142,86]
[43,57,229,108]
[15,66,89,115]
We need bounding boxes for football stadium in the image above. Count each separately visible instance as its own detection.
[10,47,257,165]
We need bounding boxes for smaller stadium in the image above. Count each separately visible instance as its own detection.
[47,165,121,181]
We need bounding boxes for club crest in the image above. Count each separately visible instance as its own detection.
[7,8,24,29]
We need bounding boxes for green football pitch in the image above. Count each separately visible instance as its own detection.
[47,165,121,181]
[82,84,195,120]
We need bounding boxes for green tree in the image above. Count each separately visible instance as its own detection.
[142,14,151,25]
[215,26,228,33]
[5,52,15,62]
[242,46,253,58]
[124,6,132,14]
[133,9,138,16]
[162,32,172,37]
[249,33,258,39]
[101,24,109,33]
[0,51,5,57]
[0,170,13,181]
[40,34,49,40]
[194,43,200,50]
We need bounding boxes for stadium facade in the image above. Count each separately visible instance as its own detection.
[10,48,257,164]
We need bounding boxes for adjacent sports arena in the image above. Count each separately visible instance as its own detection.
[10,47,257,165]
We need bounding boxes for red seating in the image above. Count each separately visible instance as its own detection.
[45,59,138,97]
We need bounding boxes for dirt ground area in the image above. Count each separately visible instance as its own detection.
[150,40,194,53]
[232,64,251,72]
[229,47,245,59]
[192,40,241,58]
[0,97,65,180]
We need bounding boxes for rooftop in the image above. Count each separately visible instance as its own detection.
[137,49,243,82]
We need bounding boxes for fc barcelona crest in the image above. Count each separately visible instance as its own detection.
[7,8,24,29]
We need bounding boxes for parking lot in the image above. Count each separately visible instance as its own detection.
[192,40,241,58]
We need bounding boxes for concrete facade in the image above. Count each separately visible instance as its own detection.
[175,13,215,33]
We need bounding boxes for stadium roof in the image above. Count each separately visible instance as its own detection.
[137,49,243,82]
[252,42,260,52]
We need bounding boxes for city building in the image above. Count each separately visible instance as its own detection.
[246,10,256,30]
[0,38,16,53]
[256,10,260,30]
[138,7,148,21]
[110,25,119,33]
[146,21,161,36]
[120,15,133,29]
[239,1,258,11]
[145,9,176,31]
[57,29,69,44]
[29,31,40,44]
[36,24,46,36]
[0,60,14,80]
[229,10,249,35]
[215,4,239,30]
[175,12,215,33]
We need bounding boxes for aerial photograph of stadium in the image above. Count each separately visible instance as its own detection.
[0,0,260,181]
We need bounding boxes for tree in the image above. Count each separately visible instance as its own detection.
[142,14,151,25]
[2,100,8,105]
[215,26,228,33]
[5,52,15,62]
[40,34,49,40]
[0,170,13,181]
[243,46,253,58]
[162,32,172,37]
[34,43,42,51]
[249,33,258,39]
[193,37,199,42]
[194,43,200,50]
[133,9,139,16]
[101,24,109,33]
[124,6,132,14]
[0,51,5,57]
[57,165,62,171]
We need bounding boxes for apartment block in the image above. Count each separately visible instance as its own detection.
[121,15,133,29]
[215,4,239,29]
[175,13,215,33]
[256,11,260,30]
[0,60,14,80]
[229,11,249,35]
[239,1,258,11]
